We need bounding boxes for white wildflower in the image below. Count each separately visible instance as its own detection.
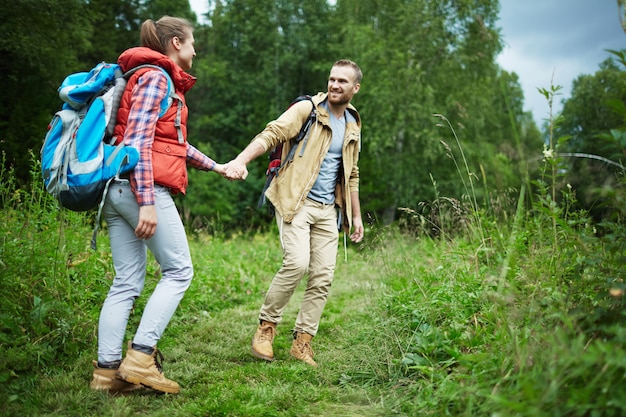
[542,145,554,160]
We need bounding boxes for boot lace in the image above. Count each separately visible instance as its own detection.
[259,324,277,343]
[153,348,165,374]
[301,341,314,358]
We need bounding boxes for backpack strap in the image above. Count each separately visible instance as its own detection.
[92,65,183,250]
[106,65,183,142]
[285,97,316,163]
[104,66,125,138]
[91,142,132,250]
[257,96,316,210]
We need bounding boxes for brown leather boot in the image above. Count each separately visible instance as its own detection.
[251,320,278,361]
[289,332,317,366]
[89,360,142,393]
[116,341,180,394]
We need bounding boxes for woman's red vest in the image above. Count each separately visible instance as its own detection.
[113,48,196,194]
[113,68,189,194]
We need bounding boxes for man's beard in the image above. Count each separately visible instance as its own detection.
[329,92,349,106]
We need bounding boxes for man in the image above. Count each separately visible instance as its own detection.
[225,60,364,366]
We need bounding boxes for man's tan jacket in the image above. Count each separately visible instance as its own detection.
[251,92,361,232]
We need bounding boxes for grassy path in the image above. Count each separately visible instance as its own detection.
[166,241,388,416]
[4,179,626,416]
[15,234,394,417]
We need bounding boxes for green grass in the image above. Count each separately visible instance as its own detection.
[1,228,390,417]
[1,152,625,416]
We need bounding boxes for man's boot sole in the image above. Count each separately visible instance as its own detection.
[251,344,274,362]
[289,347,317,366]
[116,370,180,394]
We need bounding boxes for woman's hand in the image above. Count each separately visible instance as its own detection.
[135,205,158,239]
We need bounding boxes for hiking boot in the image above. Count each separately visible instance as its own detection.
[251,320,277,361]
[289,332,317,366]
[89,360,142,393]
[116,341,180,394]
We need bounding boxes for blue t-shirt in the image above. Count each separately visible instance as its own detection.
[308,102,351,204]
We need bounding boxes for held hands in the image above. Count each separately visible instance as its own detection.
[219,142,262,181]
[212,162,228,176]
[223,159,248,181]
[211,160,248,181]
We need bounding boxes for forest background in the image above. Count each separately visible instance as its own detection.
[1,0,625,416]
[1,0,625,229]
[0,0,552,228]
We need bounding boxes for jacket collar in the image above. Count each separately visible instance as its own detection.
[313,92,361,126]
[117,47,197,93]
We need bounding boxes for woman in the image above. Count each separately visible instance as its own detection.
[89,16,225,395]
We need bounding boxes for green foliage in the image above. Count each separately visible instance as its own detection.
[78,0,143,64]
[0,153,111,389]
[329,0,539,220]
[141,0,197,24]
[1,133,626,415]
[362,194,625,416]
[0,0,92,184]
[183,0,338,231]
[2,4,626,413]
[1,0,538,230]
[553,51,626,222]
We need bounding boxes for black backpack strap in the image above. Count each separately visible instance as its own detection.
[258,96,316,212]
[284,96,316,164]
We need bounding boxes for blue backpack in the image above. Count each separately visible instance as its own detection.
[41,62,179,248]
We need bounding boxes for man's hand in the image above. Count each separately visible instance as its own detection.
[350,216,364,243]
[224,141,265,181]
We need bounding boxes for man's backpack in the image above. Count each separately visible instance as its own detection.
[41,62,177,213]
[257,95,316,212]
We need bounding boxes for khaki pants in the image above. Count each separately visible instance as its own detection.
[259,199,339,336]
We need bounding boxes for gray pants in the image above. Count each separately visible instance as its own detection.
[97,181,193,363]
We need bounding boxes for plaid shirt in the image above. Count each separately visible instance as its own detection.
[126,70,216,206]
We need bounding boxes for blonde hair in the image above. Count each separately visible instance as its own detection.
[333,60,363,84]
[140,16,193,54]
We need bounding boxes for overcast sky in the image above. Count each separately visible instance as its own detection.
[497,0,625,125]
[189,1,625,125]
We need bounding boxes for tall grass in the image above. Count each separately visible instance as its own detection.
[373,95,626,415]
[1,100,625,416]
[0,152,108,386]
